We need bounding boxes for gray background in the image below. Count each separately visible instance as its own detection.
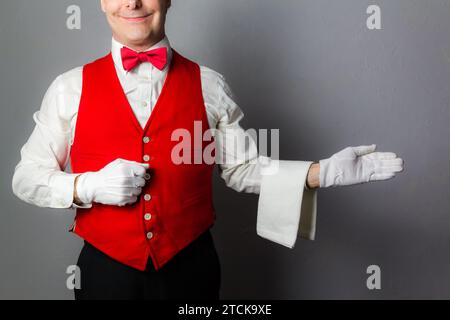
[1,0,449,299]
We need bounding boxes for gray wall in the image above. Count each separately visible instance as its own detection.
[1,0,449,299]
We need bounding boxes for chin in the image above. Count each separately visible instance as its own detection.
[125,30,152,42]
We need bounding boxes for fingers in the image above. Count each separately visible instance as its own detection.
[373,165,403,174]
[107,187,143,198]
[118,159,149,176]
[116,196,138,207]
[353,144,377,156]
[370,156,404,183]
[370,172,396,181]
[382,158,404,169]
[107,159,149,178]
[361,148,404,183]
[132,163,150,175]
[106,176,146,187]
[129,187,143,196]
[371,157,404,173]
[364,152,397,160]
[103,184,144,206]
[98,159,150,206]
[134,177,146,187]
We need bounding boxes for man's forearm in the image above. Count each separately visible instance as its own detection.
[306,162,320,189]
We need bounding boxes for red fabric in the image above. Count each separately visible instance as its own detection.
[121,46,167,71]
[70,49,216,271]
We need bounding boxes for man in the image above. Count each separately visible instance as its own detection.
[12,0,404,300]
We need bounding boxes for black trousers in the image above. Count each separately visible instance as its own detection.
[74,229,221,300]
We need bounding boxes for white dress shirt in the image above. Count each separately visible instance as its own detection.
[12,36,318,248]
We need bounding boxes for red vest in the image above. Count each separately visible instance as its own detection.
[70,49,216,271]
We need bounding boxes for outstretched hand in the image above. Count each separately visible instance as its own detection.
[318,144,404,188]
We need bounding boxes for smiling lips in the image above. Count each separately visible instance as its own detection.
[121,14,152,23]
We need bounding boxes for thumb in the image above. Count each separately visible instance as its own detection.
[135,162,150,169]
[137,162,150,169]
[120,159,150,168]
[352,144,377,156]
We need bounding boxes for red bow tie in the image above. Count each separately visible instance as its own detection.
[120,46,168,72]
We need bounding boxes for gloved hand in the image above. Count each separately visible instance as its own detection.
[75,158,150,206]
[319,144,404,188]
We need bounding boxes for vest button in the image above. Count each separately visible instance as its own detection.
[144,194,152,201]
[146,232,154,240]
[144,173,151,180]
[143,136,151,144]
[144,213,152,221]
[143,155,151,162]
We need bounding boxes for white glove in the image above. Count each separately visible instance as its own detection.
[319,144,404,188]
[76,158,150,206]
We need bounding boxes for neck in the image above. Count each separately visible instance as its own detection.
[113,33,166,52]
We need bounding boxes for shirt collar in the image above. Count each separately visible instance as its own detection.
[111,35,172,75]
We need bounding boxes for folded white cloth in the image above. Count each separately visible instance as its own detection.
[257,160,316,248]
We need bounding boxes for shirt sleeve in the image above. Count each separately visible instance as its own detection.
[11,68,92,210]
[202,67,318,248]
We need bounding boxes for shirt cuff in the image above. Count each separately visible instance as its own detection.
[304,180,310,190]
[71,202,93,209]
[256,160,317,248]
